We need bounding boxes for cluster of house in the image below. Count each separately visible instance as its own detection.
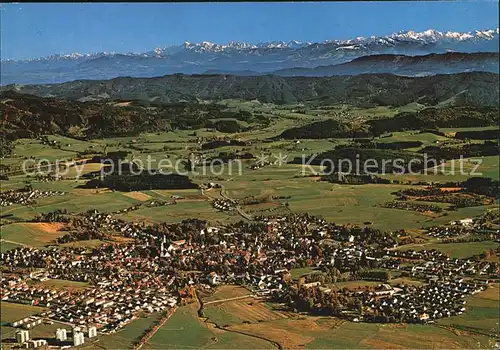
[30,173,61,183]
[250,161,272,170]
[67,210,146,238]
[111,199,173,215]
[381,200,442,213]
[386,248,496,279]
[386,248,447,261]
[203,182,222,189]
[425,224,475,238]
[212,199,235,211]
[425,217,495,239]
[0,189,65,207]
[358,279,487,323]
[2,263,179,338]
[38,136,59,147]
[10,316,42,329]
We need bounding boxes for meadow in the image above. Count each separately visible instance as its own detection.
[80,313,163,349]
[198,289,495,349]
[438,284,500,338]
[395,240,498,259]
[144,305,274,349]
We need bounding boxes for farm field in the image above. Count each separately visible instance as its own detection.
[382,156,500,183]
[0,222,66,247]
[36,279,90,291]
[395,240,498,259]
[59,239,107,248]
[289,267,319,280]
[81,313,163,349]
[204,297,291,326]
[144,305,274,349]
[0,302,46,324]
[0,241,24,252]
[225,177,498,230]
[202,285,253,302]
[438,284,500,338]
[2,117,498,230]
[229,316,494,349]
[116,199,237,224]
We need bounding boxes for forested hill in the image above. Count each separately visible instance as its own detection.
[2,72,498,107]
[0,91,264,143]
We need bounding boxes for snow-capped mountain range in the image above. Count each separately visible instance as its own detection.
[2,28,498,85]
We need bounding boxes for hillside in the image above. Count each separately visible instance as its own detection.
[0,90,266,143]
[279,106,499,140]
[2,72,499,107]
[279,119,369,139]
[368,107,500,135]
[273,52,500,77]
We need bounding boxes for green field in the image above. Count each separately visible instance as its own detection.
[1,222,65,248]
[439,285,500,338]
[396,241,498,259]
[289,267,319,280]
[224,177,496,231]
[1,302,46,324]
[145,305,274,349]
[0,241,23,252]
[305,321,493,349]
[116,199,238,224]
[82,313,162,349]
[376,131,448,146]
[228,314,493,349]
[203,285,252,302]
[382,156,499,183]
[37,279,89,290]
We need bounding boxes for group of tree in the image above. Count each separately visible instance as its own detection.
[81,173,199,192]
[368,106,498,136]
[420,141,499,160]
[0,90,268,142]
[459,177,500,198]
[291,147,432,174]
[455,129,500,140]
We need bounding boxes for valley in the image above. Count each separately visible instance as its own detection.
[1,84,499,349]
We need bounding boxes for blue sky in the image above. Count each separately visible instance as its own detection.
[1,2,499,60]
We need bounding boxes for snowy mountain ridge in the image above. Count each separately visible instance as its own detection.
[4,28,498,63]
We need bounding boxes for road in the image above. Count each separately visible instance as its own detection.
[219,185,253,221]
[195,288,283,349]
[1,238,28,247]
[201,185,253,221]
[203,294,254,306]
[134,307,177,350]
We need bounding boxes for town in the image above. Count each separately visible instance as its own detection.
[1,209,498,348]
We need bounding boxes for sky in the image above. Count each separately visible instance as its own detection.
[1,1,499,60]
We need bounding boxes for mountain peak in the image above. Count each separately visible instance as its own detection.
[5,27,498,63]
[2,27,498,85]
